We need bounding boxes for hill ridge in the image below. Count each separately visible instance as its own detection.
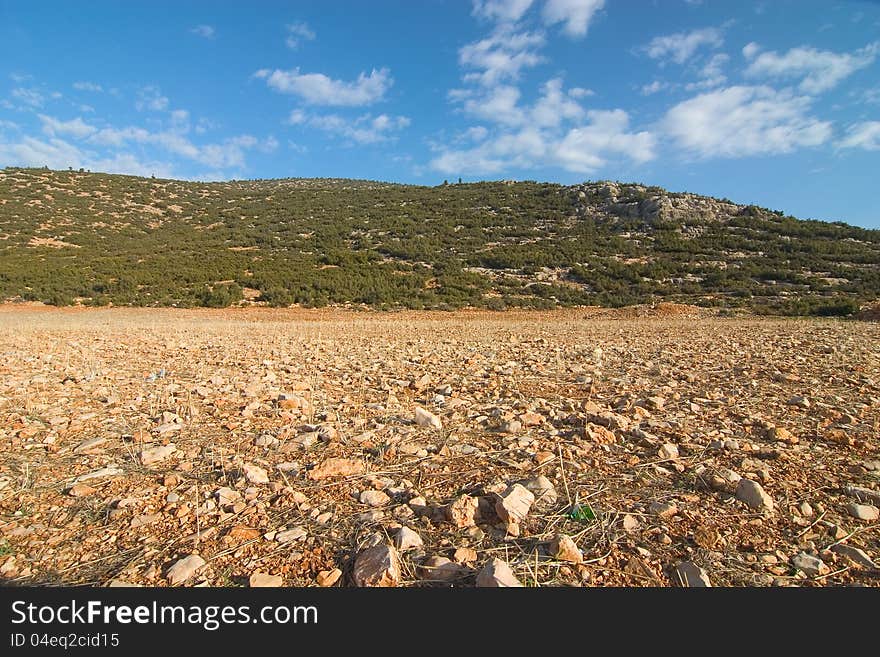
[1,167,878,315]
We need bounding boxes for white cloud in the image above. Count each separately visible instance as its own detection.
[289,111,410,144]
[11,88,47,107]
[641,80,668,95]
[136,86,169,111]
[170,109,190,127]
[287,109,307,125]
[743,41,880,94]
[0,135,175,177]
[286,22,316,49]
[459,28,545,86]
[89,126,151,148]
[472,0,535,23]
[568,86,593,98]
[684,53,730,91]
[462,126,489,141]
[195,117,217,134]
[663,85,832,158]
[256,67,392,106]
[542,0,605,37]
[9,73,32,83]
[644,27,723,65]
[556,110,655,171]
[532,78,585,127]
[191,25,215,39]
[838,121,880,150]
[431,106,654,175]
[451,77,589,130]
[38,114,97,139]
[742,42,760,60]
[73,81,103,93]
[25,110,274,173]
[453,84,525,126]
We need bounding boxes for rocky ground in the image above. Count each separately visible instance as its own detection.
[0,305,878,587]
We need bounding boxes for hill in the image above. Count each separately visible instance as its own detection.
[1,166,878,315]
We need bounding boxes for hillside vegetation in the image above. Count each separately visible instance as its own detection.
[1,166,878,315]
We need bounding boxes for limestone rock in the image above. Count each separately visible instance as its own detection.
[476,558,522,587]
[393,526,424,551]
[166,554,206,586]
[736,479,774,512]
[140,444,177,466]
[550,534,583,563]
[249,572,283,587]
[308,458,364,480]
[494,483,535,525]
[675,561,711,587]
[445,494,480,528]
[414,406,442,429]
[353,544,401,587]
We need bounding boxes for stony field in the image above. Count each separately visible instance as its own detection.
[0,305,878,587]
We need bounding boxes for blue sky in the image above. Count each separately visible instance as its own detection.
[1,1,879,227]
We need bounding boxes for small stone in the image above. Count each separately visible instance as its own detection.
[828,524,849,540]
[649,501,678,518]
[139,443,177,466]
[674,561,711,587]
[414,406,442,429]
[534,451,554,465]
[73,436,106,454]
[646,396,666,410]
[243,463,270,485]
[420,556,467,582]
[791,552,829,577]
[393,526,424,551]
[736,479,774,512]
[453,547,478,564]
[501,419,522,434]
[550,534,583,563]
[622,514,641,532]
[67,483,96,497]
[476,558,522,587]
[353,544,401,587]
[308,458,364,481]
[73,465,123,484]
[360,490,391,507]
[166,554,206,586]
[658,443,679,460]
[130,513,161,528]
[445,494,480,528]
[521,475,557,508]
[830,544,877,569]
[494,483,535,525]
[317,568,343,587]
[798,502,814,518]
[847,503,879,522]
[768,426,798,444]
[844,485,880,506]
[519,411,543,426]
[276,526,307,543]
[249,572,283,587]
[227,525,261,541]
[215,487,241,505]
